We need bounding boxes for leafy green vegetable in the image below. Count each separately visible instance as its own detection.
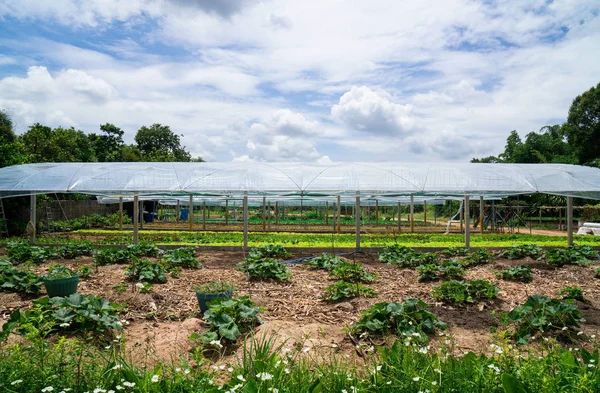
[250,244,290,259]
[546,245,597,267]
[0,259,44,295]
[200,296,262,344]
[497,265,532,282]
[43,264,77,280]
[58,241,94,259]
[93,247,136,265]
[125,260,168,283]
[304,253,345,270]
[462,249,494,267]
[329,262,377,283]
[195,281,234,295]
[432,280,499,304]
[557,286,584,301]
[498,244,544,260]
[161,247,200,269]
[323,281,376,302]
[237,254,291,281]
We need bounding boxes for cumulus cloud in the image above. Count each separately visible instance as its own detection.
[168,0,255,18]
[408,129,493,160]
[332,86,417,135]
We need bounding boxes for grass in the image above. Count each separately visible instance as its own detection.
[33,230,600,248]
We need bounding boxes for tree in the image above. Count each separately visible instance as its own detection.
[0,110,24,168]
[134,123,192,162]
[562,82,600,166]
[20,124,96,162]
[89,123,125,162]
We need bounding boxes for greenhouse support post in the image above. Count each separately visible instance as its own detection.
[243,193,248,248]
[423,200,427,225]
[225,199,229,225]
[464,194,470,249]
[139,200,143,230]
[133,193,139,245]
[262,196,266,232]
[188,195,193,231]
[275,201,279,224]
[459,201,464,233]
[375,199,379,226]
[267,201,271,232]
[325,201,329,225]
[355,194,361,250]
[410,194,414,233]
[332,202,336,232]
[202,200,206,231]
[480,196,484,234]
[567,196,573,246]
[398,201,401,232]
[29,194,36,244]
[176,200,180,223]
[337,195,341,233]
[118,197,123,230]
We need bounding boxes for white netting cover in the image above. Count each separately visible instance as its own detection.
[1,162,599,199]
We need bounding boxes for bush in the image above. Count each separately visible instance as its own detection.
[93,247,136,265]
[238,254,291,281]
[0,294,123,341]
[498,244,544,260]
[323,281,377,302]
[432,280,499,304]
[497,265,532,282]
[329,262,377,283]
[546,245,597,267]
[558,286,584,301]
[0,259,44,295]
[352,299,447,344]
[198,296,262,344]
[462,249,494,267]
[304,253,345,270]
[125,260,168,283]
[161,247,200,269]
[505,294,584,344]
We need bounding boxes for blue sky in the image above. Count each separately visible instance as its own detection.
[0,0,598,162]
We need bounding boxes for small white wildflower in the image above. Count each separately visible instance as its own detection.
[376,365,382,371]
[112,364,122,370]
[303,347,310,353]
[236,375,246,382]
[59,322,70,327]
[184,369,190,375]
[41,387,54,393]
[588,363,595,368]
[219,365,226,370]
[578,331,584,336]
[104,345,111,350]
[434,368,442,374]
[495,347,503,355]
[418,346,428,354]
[562,327,568,331]
[108,391,114,393]
[413,376,420,381]
[432,381,437,386]
[342,390,348,393]
[135,283,144,289]
[272,389,279,393]
[592,335,596,339]
[11,380,23,385]
[386,381,391,385]
[591,359,596,363]
[228,367,234,372]
[175,368,182,372]
[256,372,273,381]
[115,386,124,391]
[444,340,451,345]
[284,368,290,374]
[210,340,223,348]
[408,321,412,325]
[151,374,159,383]
[122,382,135,388]
[93,388,106,393]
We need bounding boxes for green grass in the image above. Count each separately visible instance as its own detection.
[33,230,600,248]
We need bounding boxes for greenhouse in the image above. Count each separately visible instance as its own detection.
[1,161,600,248]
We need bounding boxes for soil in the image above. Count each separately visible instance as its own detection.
[1,250,600,365]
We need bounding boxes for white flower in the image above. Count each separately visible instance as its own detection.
[386,381,391,385]
[228,367,234,372]
[42,387,54,392]
[108,391,114,393]
[592,335,596,339]
[135,283,144,289]
[115,386,124,391]
[588,363,595,368]
[59,323,70,327]
[256,372,273,381]
[112,364,122,370]
[122,382,135,388]
[236,375,246,382]
[434,368,442,374]
[12,380,23,385]
[418,346,428,354]
[578,331,584,336]
[210,340,223,348]
[151,374,159,383]
[413,376,420,381]
[495,347,503,355]
[376,365,382,371]
[591,359,596,363]
[93,388,106,393]
[284,368,290,374]
[184,369,190,375]
[562,327,568,331]
[272,389,279,393]
[487,364,501,374]
[342,390,348,393]
[432,381,437,386]
[175,368,182,372]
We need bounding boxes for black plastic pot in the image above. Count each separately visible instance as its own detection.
[44,276,79,297]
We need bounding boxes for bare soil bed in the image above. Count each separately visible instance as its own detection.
[2,250,600,363]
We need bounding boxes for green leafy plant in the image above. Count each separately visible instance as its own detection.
[439,247,469,258]
[379,244,435,267]
[0,293,124,341]
[352,299,447,344]
[432,280,499,304]
[462,249,494,267]
[505,294,585,344]
[437,260,465,280]
[416,264,439,282]
[329,262,377,283]
[498,244,544,260]
[6,241,57,264]
[127,242,162,258]
[199,296,262,344]
[595,267,600,279]
[558,286,584,301]
[546,245,597,267]
[125,260,168,283]
[194,281,234,295]
[497,265,533,282]
[0,259,44,295]
[77,265,93,279]
[93,247,136,265]
[237,254,291,281]
[250,244,290,259]
[112,282,127,293]
[42,264,77,281]
[58,241,94,259]
[161,247,200,269]
[304,253,345,270]
[323,281,377,302]
[136,282,153,293]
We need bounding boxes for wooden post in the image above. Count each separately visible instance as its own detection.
[375,199,379,226]
[423,200,427,226]
[176,200,180,223]
[480,196,484,234]
[139,200,143,230]
[337,195,341,233]
[29,194,36,244]
[325,201,329,225]
[225,199,229,225]
[133,193,139,245]
[459,201,464,233]
[262,196,266,232]
[398,201,402,232]
[118,197,123,230]
[275,201,279,224]
[243,193,248,248]
[465,194,470,249]
[567,196,573,246]
[410,194,415,233]
[559,207,562,231]
[188,195,193,232]
[355,194,361,250]
[202,200,206,231]
[538,207,542,225]
[267,201,271,232]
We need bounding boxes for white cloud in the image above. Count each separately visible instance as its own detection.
[332,86,416,135]
[408,129,493,160]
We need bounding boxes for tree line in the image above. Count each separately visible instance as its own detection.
[0,118,203,168]
[472,82,600,166]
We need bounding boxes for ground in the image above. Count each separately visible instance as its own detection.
[1,250,599,365]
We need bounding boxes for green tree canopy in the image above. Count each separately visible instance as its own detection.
[20,124,96,163]
[562,82,600,166]
[0,110,24,168]
[134,123,192,162]
[89,123,125,162]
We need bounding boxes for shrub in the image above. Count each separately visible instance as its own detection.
[329,262,377,283]
[0,259,44,295]
[195,281,234,295]
[42,264,77,280]
[0,294,124,341]
[323,281,377,302]
[497,265,532,282]
[238,254,291,281]
[58,241,94,259]
[199,296,262,344]
[462,249,494,267]
[161,247,201,269]
[125,260,168,283]
[432,280,499,304]
[558,286,584,301]
[498,244,544,260]
[505,294,584,344]
[352,299,447,344]
[304,253,345,270]
[93,247,136,265]
[546,245,597,267]
[439,247,469,258]
[250,244,290,259]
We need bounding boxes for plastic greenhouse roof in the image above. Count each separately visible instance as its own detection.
[1,162,600,199]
